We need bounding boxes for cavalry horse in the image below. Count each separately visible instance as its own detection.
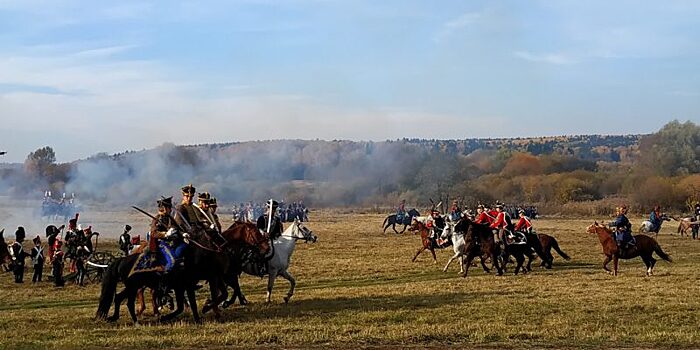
[639,214,671,238]
[587,222,672,276]
[224,218,317,306]
[383,208,420,234]
[408,219,449,263]
[536,233,570,269]
[440,222,467,273]
[96,223,269,325]
[454,218,503,276]
[0,229,11,271]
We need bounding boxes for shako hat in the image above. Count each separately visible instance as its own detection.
[15,226,26,242]
[181,183,196,195]
[197,192,211,201]
[157,196,173,208]
[33,235,41,245]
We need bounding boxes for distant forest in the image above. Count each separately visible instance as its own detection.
[1,120,698,215]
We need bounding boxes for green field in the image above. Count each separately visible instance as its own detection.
[1,211,698,349]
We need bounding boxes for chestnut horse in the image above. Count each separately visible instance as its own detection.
[586,222,671,276]
[408,220,444,263]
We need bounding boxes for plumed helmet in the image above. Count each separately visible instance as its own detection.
[518,208,525,215]
[181,183,196,195]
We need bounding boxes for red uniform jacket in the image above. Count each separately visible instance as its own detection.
[490,212,510,229]
[474,212,494,225]
[514,216,532,232]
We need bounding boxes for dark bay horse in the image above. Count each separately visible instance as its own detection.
[587,222,672,276]
[0,229,11,271]
[537,233,570,269]
[454,219,503,276]
[383,208,420,234]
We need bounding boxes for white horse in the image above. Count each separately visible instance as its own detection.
[241,218,317,303]
[440,221,467,273]
[639,213,672,236]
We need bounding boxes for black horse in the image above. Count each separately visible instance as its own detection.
[500,231,548,274]
[96,236,234,324]
[382,208,420,234]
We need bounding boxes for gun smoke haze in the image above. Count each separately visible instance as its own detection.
[58,140,426,207]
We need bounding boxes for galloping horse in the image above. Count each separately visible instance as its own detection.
[226,219,317,305]
[536,233,570,269]
[408,219,447,263]
[639,214,671,237]
[440,222,467,273]
[587,222,672,276]
[454,218,503,276]
[383,208,420,234]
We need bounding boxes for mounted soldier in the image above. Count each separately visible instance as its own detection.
[257,199,284,239]
[209,198,223,233]
[30,235,45,283]
[119,225,133,256]
[149,196,187,272]
[175,184,201,233]
[426,208,446,241]
[490,203,514,245]
[474,204,494,225]
[9,227,28,283]
[609,205,634,252]
[396,200,407,224]
[514,209,533,234]
[448,200,462,222]
[648,205,663,233]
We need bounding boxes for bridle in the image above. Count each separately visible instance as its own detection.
[280,221,316,242]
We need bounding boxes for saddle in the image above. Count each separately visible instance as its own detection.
[506,231,527,245]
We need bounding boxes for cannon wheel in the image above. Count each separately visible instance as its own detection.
[86,251,117,283]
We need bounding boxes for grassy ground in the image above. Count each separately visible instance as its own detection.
[1,211,699,349]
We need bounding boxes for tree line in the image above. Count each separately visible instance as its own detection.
[1,120,697,215]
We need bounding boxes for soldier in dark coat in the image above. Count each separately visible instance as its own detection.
[30,236,45,283]
[175,184,201,233]
[45,225,62,263]
[209,198,223,233]
[119,225,133,256]
[52,241,65,287]
[257,200,284,239]
[10,227,28,283]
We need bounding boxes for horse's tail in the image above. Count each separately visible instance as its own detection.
[551,239,571,261]
[653,243,672,263]
[95,257,122,320]
[382,215,390,228]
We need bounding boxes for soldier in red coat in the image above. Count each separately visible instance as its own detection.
[513,209,533,234]
[490,204,513,243]
[474,204,494,225]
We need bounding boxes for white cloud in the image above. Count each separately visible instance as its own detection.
[513,51,578,65]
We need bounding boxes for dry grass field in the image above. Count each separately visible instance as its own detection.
[1,208,700,349]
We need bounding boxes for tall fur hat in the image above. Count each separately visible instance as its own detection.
[15,226,26,242]
[68,213,79,229]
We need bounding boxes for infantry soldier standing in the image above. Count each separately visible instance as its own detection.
[52,241,65,287]
[45,224,63,263]
[30,235,45,283]
[9,227,28,283]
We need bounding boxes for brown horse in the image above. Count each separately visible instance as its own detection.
[455,218,503,276]
[408,220,439,263]
[537,233,570,269]
[586,222,671,276]
[0,229,11,271]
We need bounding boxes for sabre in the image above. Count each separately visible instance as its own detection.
[131,205,186,233]
[193,203,217,230]
[267,199,273,234]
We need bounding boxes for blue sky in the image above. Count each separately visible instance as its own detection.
[0,0,698,162]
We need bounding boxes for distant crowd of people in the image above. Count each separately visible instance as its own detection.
[232,201,309,223]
